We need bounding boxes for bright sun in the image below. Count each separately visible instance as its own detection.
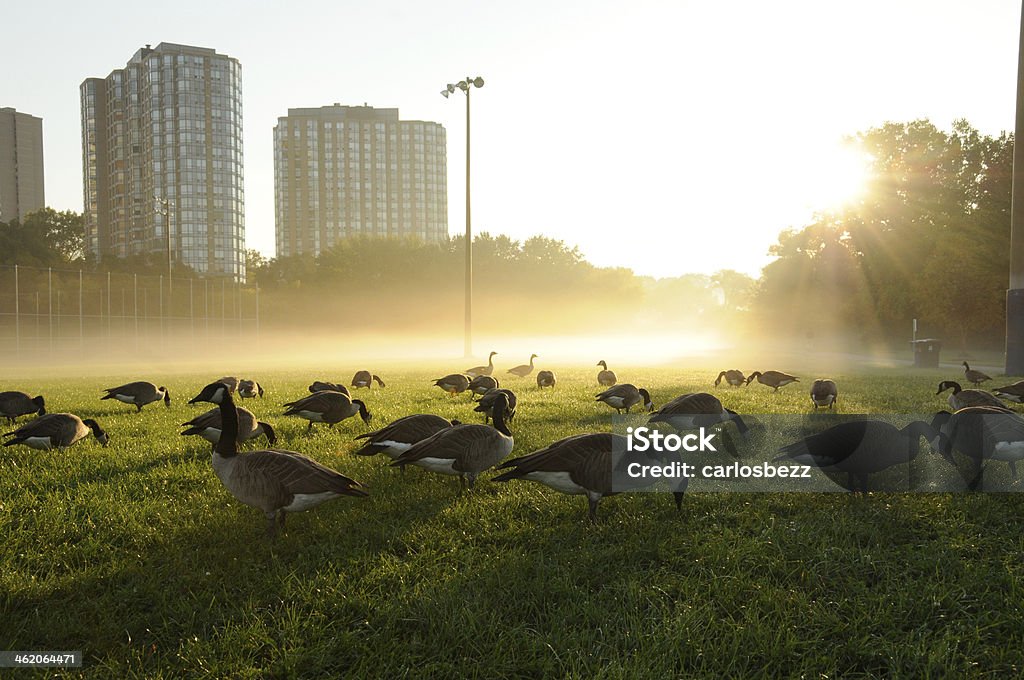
[802,143,873,211]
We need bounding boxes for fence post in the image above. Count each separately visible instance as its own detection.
[190,277,194,343]
[255,283,260,345]
[221,278,226,337]
[159,275,164,349]
[107,271,111,339]
[133,274,139,351]
[204,278,209,338]
[78,269,84,350]
[48,267,52,354]
[14,264,20,355]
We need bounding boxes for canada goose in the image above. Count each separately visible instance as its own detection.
[992,380,1024,403]
[714,370,746,387]
[237,379,264,399]
[962,362,992,386]
[181,406,277,449]
[354,414,460,460]
[215,376,240,393]
[810,379,838,410]
[536,370,557,389]
[507,354,538,378]
[468,375,500,395]
[493,433,687,521]
[931,406,1024,488]
[746,371,799,391]
[0,391,46,423]
[101,382,170,412]
[595,384,654,414]
[596,360,617,387]
[189,381,367,538]
[466,351,498,378]
[308,380,350,397]
[775,419,937,493]
[936,381,1005,411]
[433,374,471,396]
[391,391,514,488]
[283,391,372,431]
[474,388,518,423]
[351,371,386,389]
[648,393,749,436]
[3,413,109,450]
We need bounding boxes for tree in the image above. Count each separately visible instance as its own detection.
[0,208,84,266]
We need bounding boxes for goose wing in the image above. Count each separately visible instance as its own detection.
[239,449,368,500]
[495,433,615,492]
[284,391,347,414]
[392,424,508,473]
[4,413,81,444]
[355,414,452,445]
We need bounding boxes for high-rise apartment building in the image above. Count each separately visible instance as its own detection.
[81,43,245,279]
[274,104,447,257]
[0,107,45,224]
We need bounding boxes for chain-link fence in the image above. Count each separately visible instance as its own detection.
[0,264,259,357]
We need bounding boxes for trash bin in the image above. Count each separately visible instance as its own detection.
[910,339,942,368]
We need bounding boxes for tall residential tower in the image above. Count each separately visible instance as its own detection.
[81,43,245,279]
[274,104,447,257]
[0,107,45,224]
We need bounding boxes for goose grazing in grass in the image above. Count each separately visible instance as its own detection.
[493,433,687,522]
[190,381,367,539]
[931,406,1024,488]
[507,354,538,378]
[283,391,371,431]
[237,379,264,399]
[468,375,500,395]
[810,379,838,410]
[3,413,109,450]
[597,360,617,387]
[775,419,937,493]
[991,380,1024,403]
[0,391,46,423]
[746,371,799,391]
[433,374,471,396]
[308,380,350,396]
[595,384,654,414]
[391,391,514,488]
[474,388,517,423]
[181,406,276,449]
[536,370,556,389]
[354,414,460,460]
[936,380,1005,411]
[962,362,992,386]
[466,351,498,378]
[648,393,749,436]
[101,382,170,412]
[215,376,240,393]
[714,370,746,387]
[351,371,385,389]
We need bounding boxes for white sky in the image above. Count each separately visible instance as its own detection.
[3,0,1020,278]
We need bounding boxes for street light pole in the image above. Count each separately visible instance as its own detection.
[442,76,484,358]
[155,195,174,298]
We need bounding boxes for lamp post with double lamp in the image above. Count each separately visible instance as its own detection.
[442,76,484,358]
[154,195,175,298]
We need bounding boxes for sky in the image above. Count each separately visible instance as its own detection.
[2,0,1020,278]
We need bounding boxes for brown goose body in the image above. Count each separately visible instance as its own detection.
[392,393,514,487]
[474,388,517,423]
[354,414,459,459]
[283,391,371,430]
[936,381,1005,411]
[493,433,686,520]
[962,362,992,386]
[237,379,264,399]
[810,379,838,410]
[190,382,367,538]
[992,380,1024,403]
[351,371,385,389]
[468,375,500,395]
[648,392,749,435]
[932,406,1024,487]
[746,371,799,391]
[0,391,46,422]
[507,354,538,378]
[308,380,350,397]
[466,351,498,378]
[3,413,108,450]
[101,381,170,412]
[596,360,617,387]
[595,384,653,413]
[434,374,471,396]
[714,370,746,387]
[536,370,556,389]
[181,406,276,447]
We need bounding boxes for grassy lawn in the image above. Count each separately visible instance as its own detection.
[2,365,1023,678]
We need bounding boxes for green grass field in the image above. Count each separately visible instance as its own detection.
[2,365,1024,678]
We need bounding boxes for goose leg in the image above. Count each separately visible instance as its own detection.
[587,495,600,523]
[306,421,313,432]
[136,404,143,413]
[1010,460,1018,479]
[265,512,278,539]
[278,510,287,533]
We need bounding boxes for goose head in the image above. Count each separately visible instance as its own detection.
[83,419,110,447]
[597,360,608,369]
[32,395,46,416]
[638,388,655,412]
[353,399,373,424]
[161,387,171,408]
[936,380,961,396]
[190,382,232,405]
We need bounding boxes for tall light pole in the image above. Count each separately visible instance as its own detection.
[155,195,175,298]
[442,76,484,358]
[1008,4,1024,375]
